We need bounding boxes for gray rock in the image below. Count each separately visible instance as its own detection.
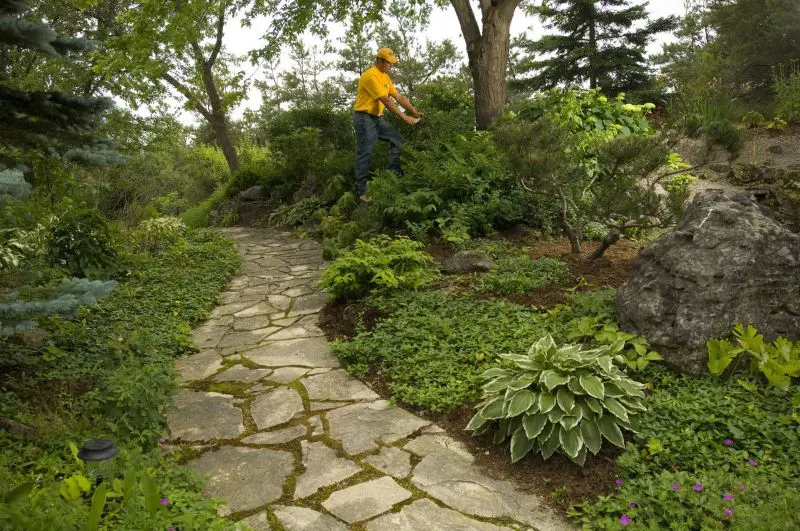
[326,401,429,455]
[617,190,800,374]
[242,425,307,445]
[190,446,293,516]
[294,441,362,499]
[363,447,412,478]
[167,390,243,441]
[191,325,225,349]
[233,315,272,331]
[216,329,270,350]
[411,450,574,530]
[268,366,310,384]
[213,365,271,384]
[269,294,293,310]
[238,185,265,201]
[442,250,496,274]
[247,337,340,368]
[404,434,474,462]
[210,301,258,318]
[287,293,329,316]
[310,401,350,411]
[268,324,324,341]
[238,511,270,531]
[272,505,348,531]
[366,499,513,531]
[234,302,277,318]
[322,477,412,523]
[175,350,222,383]
[301,370,379,402]
[308,415,324,437]
[251,387,304,429]
[767,144,784,154]
[283,286,313,297]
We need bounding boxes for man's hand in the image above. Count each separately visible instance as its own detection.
[402,114,418,125]
[411,109,424,119]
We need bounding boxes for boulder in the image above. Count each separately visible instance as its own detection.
[239,186,265,202]
[617,189,800,374]
[442,251,495,274]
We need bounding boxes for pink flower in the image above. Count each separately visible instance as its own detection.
[724,508,734,517]
[620,514,632,526]
[693,484,704,492]
[160,498,169,506]
[615,478,623,486]
[629,502,637,509]
[723,438,734,446]
[723,493,734,501]
[672,483,682,491]
[748,459,759,467]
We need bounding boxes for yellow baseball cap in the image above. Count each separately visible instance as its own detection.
[377,47,399,64]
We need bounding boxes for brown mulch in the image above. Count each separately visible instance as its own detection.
[318,236,641,510]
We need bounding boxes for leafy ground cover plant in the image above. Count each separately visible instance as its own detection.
[320,235,439,301]
[476,256,567,295]
[708,324,800,390]
[467,335,646,465]
[134,216,188,253]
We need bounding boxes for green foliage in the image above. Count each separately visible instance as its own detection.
[467,335,646,466]
[575,365,800,528]
[672,82,744,159]
[773,62,800,124]
[263,197,325,229]
[134,216,188,253]
[46,208,120,277]
[476,256,567,295]
[332,289,619,412]
[0,169,32,199]
[0,228,28,270]
[592,324,663,373]
[707,324,800,391]
[321,235,439,301]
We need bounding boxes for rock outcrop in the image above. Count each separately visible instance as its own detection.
[441,251,496,274]
[617,189,800,374]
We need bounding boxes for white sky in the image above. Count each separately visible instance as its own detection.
[166,1,689,124]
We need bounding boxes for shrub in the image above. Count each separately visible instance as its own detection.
[46,208,121,277]
[466,335,646,465]
[135,216,188,252]
[774,61,800,124]
[476,256,567,295]
[0,169,32,200]
[321,235,439,301]
[262,197,325,229]
[0,229,28,270]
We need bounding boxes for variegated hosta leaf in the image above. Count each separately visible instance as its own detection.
[556,388,575,412]
[579,374,605,399]
[559,426,583,458]
[479,397,505,419]
[508,374,537,390]
[483,376,513,393]
[523,413,548,439]
[598,414,625,448]
[480,367,512,380]
[538,392,557,413]
[581,419,603,455]
[507,389,536,417]
[603,397,630,422]
[542,370,570,391]
[510,427,534,463]
[466,412,489,431]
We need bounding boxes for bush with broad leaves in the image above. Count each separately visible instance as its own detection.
[466,335,647,465]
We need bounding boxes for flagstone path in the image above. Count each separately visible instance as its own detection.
[167,228,572,531]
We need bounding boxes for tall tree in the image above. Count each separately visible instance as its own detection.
[96,0,248,173]
[515,0,677,94]
[0,0,118,169]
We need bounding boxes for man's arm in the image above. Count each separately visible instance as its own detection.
[390,92,422,118]
[379,95,417,124]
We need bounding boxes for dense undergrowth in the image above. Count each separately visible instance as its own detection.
[0,231,239,529]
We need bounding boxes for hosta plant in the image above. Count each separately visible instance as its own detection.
[466,335,647,465]
[136,216,188,252]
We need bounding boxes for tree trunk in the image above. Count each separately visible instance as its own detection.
[199,61,240,173]
[451,0,520,130]
[588,229,621,260]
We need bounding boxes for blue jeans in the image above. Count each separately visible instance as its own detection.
[354,111,404,196]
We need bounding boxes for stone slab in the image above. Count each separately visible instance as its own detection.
[213,364,271,384]
[216,329,269,350]
[167,390,243,441]
[251,387,304,430]
[294,441,362,499]
[235,303,277,318]
[301,370,379,402]
[326,401,430,455]
[190,446,293,516]
[175,350,223,383]
[404,434,474,463]
[363,447,413,479]
[247,337,340,368]
[322,476,412,523]
[267,324,324,341]
[411,450,571,530]
[366,499,513,531]
[268,366,310,384]
[272,506,348,531]
[287,293,329,316]
[242,425,307,445]
[233,315,272,331]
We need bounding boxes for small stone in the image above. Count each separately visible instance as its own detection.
[247,337,340,368]
[203,315,234,327]
[190,446,293,516]
[272,506,348,531]
[238,511,269,531]
[294,441,362,499]
[271,316,301,327]
[268,294,292,310]
[287,293,329,316]
[767,144,784,154]
[235,303,277,318]
[301,370,379,402]
[307,368,331,376]
[268,324,324,341]
[213,365,271,384]
[268,367,310,384]
[366,499,513,531]
[310,401,350,411]
[210,301,258,318]
[175,350,223,383]
[308,415,324,437]
[216,330,270,350]
[326,401,430,455]
[242,425,307,445]
[364,447,413,479]
[167,390,244,441]
[283,286,313,297]
[233,316,272,331]
[191,325,224,349]
[322,477,412,523]
[251,387,304,429]
[404,434,474,462]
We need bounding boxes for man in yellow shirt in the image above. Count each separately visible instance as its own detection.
[353,47,423,200]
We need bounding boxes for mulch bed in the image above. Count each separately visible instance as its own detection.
[318,236,642,510]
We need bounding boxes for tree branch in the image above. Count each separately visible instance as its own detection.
[209,1,227,66]
[160,72,212,121]
[450,0,482,46]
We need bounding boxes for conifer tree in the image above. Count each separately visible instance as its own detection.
[515,0,677,94]
[0,0,119,168]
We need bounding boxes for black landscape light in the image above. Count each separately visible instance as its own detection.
[78,439,119,483]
